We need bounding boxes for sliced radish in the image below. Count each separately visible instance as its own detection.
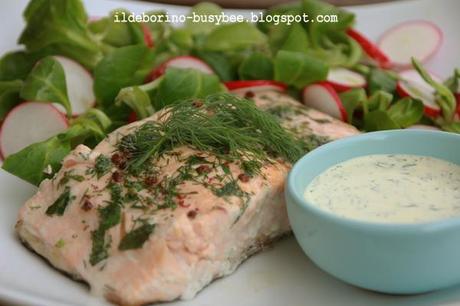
[326,68,367,92]
[224,80,287,96]
[346,28,391,69]
[0,102,69,159]
[53,56,95,116]
[141,24,154,48]
[302,82,347,122]
[397,69,442,117]
[146,56,214,82]
[407,124,441,131]
[378,20,443,68]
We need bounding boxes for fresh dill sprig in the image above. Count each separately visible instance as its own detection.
[118,93,304,174]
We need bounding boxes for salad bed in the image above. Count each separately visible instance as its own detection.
[0,0,459,186]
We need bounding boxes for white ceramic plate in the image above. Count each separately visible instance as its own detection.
[1,0,460,305]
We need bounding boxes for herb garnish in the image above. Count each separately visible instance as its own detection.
[214,181,242,197]
[89,184,122,266]
[241,160,262,177]
[119,223,155,250]
[46,187,73,216]
[58,170,85,187]
[90,229,111,266]
[94,154,112,178]
[55,239,65,248]
[118,94,304,174]
[212,178,251,223]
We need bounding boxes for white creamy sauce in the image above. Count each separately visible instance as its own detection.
[304,154,460,223]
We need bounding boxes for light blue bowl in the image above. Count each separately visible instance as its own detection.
[286,130,460,294]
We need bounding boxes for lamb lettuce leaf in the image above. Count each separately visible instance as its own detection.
[93,45,155,107]
[19,0,105,69]
[274,50,328,88]
[238,53,274,80]
[88,10,145,48]
[2,109,111,185]
[0,80,23,120]
[20,57,72,116]
[387,97,424,128]
[116,68,225,116]
[203,23,268,52]
[412,58,456,122]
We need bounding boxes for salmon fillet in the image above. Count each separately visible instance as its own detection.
[16,91,358,305]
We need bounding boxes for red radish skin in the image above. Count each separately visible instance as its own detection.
[456,94,460,117]
[0,102,69,159]
[397,69,442,118]
[378,20,443,69]
[302,82,348,122]
[326,68,367,93]
[128,111,138,123]
[224,80,288,95]
[146,56,214,82]
[53,56,95,116]
[346,28,391,69]
[141,24,154,48]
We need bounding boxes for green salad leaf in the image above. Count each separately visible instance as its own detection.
[169,28,194,50]
[89,10,145,48]
[116,68,225,115]
[306,33,362,67]
[442,122,460,133]
[367,68,398,95]
[203,23,268,52]
[116,85,156,120]
[192,50,237,81]
[302,0,354,36]
[2,136,71,186]
[260,4,302,53]
[279,23,309,53]
[2,108,112,185]
[3,0,459,188]
[274,50,328,88]
[387,97,424,128]
[20,56,72,116]
[153,68,225,109]
[94,45,154,106]
[185,2,222,35]
[366,90,393,112]
[70,108,112,141]
[363,110,399,131]
[339,88,366,123]
[257,2,301,34]
[302,0,360,67]
[444,68,460,95]
[238,52,274,80]
[340,88,423,130]
[144,10,171,39]
[0,51,47,81]
[412,58,456,122]
[19,0,104,69]
[0,80,23,120]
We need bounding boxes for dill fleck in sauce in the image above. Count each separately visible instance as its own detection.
[304,154,460,223]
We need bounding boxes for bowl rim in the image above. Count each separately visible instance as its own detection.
[287,129,460,233]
